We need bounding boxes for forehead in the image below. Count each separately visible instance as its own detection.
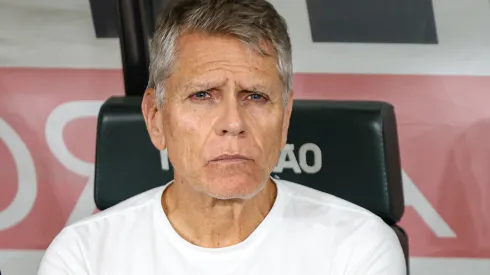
[171,32,281,87]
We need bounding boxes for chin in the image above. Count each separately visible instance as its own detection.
[198,173,268,200]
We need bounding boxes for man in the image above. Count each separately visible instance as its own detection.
[39,0,406,274]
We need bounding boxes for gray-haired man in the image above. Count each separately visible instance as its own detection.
[39,1,406,274]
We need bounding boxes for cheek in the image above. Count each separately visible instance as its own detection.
[165,110,207,169]
[248,109,284,158]
[249,106,283,136]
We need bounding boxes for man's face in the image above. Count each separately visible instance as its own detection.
[144,32,293,199]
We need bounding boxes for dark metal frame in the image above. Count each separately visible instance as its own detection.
[116,0,152,96]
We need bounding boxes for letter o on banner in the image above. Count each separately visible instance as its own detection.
[298,143,322,174]
[0,118,37,230]
[45,101,103,176]
[45,100,103,225]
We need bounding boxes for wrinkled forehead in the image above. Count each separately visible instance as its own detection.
[169,32,282,87]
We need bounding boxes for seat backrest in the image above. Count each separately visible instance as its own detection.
[94,96,408,269]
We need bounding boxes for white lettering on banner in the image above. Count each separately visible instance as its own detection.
[402,171,457,238]
[298,143,322,173]
[159,144,324,174]
[45,100,104,225]
[0,119,37,230]
[273,144,301,173]
[273,143,322,174]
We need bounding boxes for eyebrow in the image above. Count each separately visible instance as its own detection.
[241,84,266,92]
[184,78,228,92]
[183,77,268,93]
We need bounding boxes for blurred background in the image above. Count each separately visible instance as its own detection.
[1,0,490,274]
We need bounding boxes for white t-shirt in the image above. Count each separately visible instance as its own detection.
[38,179,406,275]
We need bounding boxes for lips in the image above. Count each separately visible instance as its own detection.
[211,154,251,162]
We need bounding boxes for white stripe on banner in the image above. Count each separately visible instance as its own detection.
[1,251,490,275]
[0,0,490,75]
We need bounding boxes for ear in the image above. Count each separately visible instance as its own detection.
[280,90,294,149]
[142,88,166,150]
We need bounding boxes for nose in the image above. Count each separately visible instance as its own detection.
[214,97,246,137]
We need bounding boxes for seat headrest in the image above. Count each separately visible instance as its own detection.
[95,97,404,223]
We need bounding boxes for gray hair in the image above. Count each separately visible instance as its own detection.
[147,0,293,107]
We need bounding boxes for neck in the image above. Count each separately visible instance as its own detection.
[161,178,277,248]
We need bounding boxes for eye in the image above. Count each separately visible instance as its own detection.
[247,92,268,102]
[190,91,211,100]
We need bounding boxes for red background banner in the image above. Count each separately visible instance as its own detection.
[2,1,490,273]
[1,69,489,259]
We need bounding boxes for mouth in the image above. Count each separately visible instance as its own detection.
[210,154,252,163]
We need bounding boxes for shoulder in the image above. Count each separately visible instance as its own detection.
[38,226,88,275]
[66,185,164,233]
[38,186,165,274]
[275,179,406,274]
[338,217,407,274]
[275,178,399,242]
[276,178,381,225]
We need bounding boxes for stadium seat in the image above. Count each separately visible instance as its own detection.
[94,96,409,272]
